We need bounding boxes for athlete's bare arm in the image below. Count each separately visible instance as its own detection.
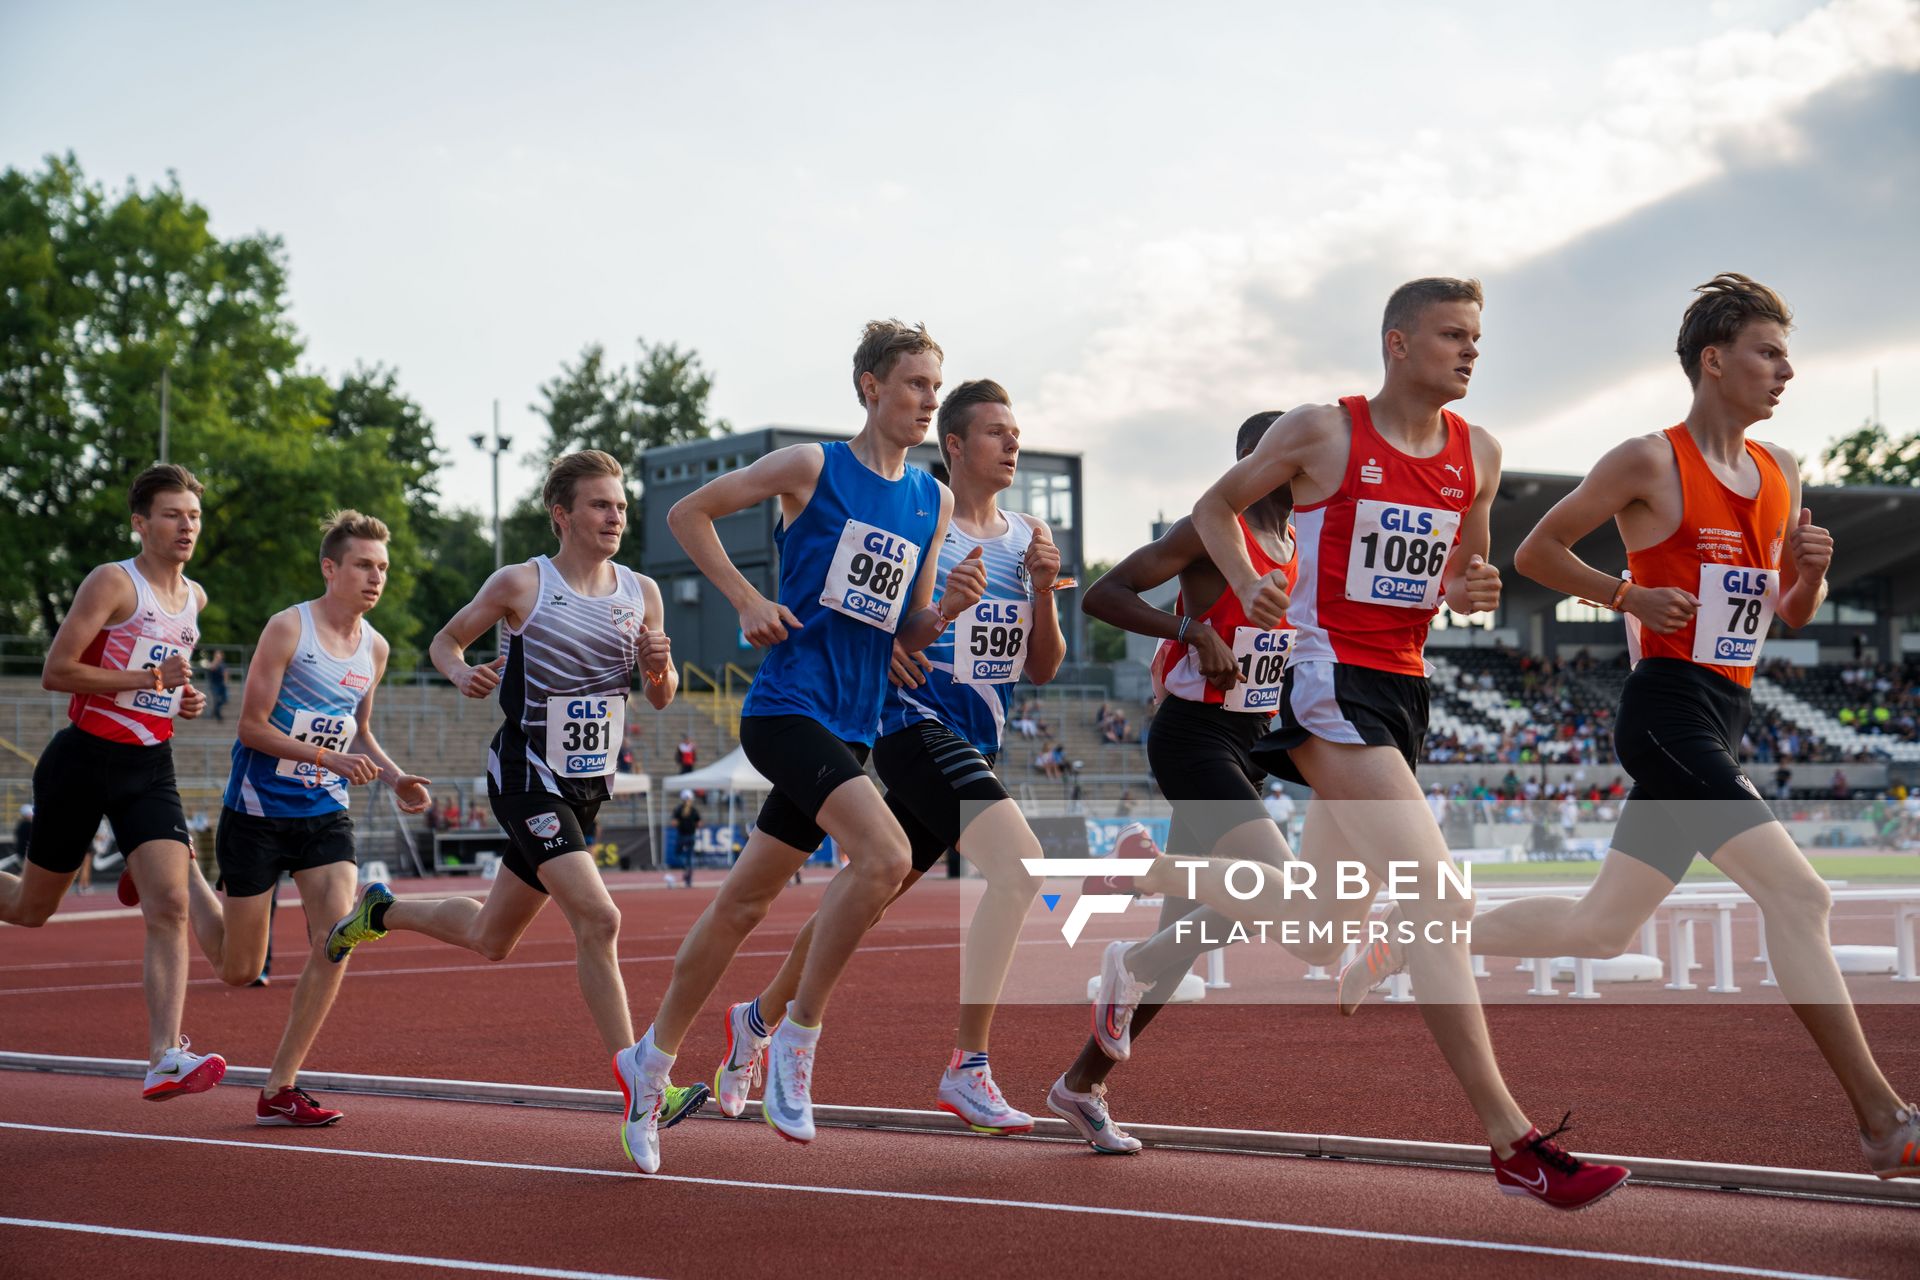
[1020,516,1067,686]
[667,444,827,646]
[40,565,190,697]
[1083,518,1238,690]
[431,563,540,698]
[1193,404,1345,628]
[635,573,678,711]
[1513,435,1699,635]
[352,635,431,811]
[1440,425,1504,615]
[1764,444,1831,628]
[898,484,986,653]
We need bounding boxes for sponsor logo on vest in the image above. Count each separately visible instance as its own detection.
[127,689,173,714]
[1242,686,1281,710]
[340,671,371,691]
[1715,636,1758,662]
[1359,458,1384,485]
[840,590,890,623]
[1443,463,1465,481]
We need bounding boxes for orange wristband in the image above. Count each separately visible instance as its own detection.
[644,668,668,687]
[314,749,330,774]
[150,666,165,692]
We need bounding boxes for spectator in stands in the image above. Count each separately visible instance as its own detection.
[1116,786,1134,817]
[1264,782,1295,830]
[1036,742,1064,781]
[205,648,229,721]
[677,737,697,773]
[1774,764,1793,800]
[617,741,636,773]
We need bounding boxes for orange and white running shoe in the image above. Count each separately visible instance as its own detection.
[1336,938,1405,1016]
[1862,1104,1920,1179]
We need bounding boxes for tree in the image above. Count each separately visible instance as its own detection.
[1081,560,1128,663]
[0,155,430,647]
[1820,422,1920,487]
[325,362,441,503]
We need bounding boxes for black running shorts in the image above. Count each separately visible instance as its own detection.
[873,719,1007,873]
[29,726,189,875]
[489,785,601,893]
[1145,694,1271,855]
[740,714,872,854]
[1252,660,1428,783]
[1610,658,1776,882]
[214,806,356,898]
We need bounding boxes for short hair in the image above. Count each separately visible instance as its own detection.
[1676,273,1793,387]
[936,379,1012,467]
[129,463,203,517]
[1381,277,1485,349]
[1235,410,1284,459]
[852,319,943,408]
[320,510,390,565]
[542,449,625,537]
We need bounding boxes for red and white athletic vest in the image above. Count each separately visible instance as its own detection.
[1287,395,1474,678]
[68,559,202,746]
[1624,424,1790,689]
[1151,515,1297,714]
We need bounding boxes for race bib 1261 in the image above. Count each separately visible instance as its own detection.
[112,634,188,717]
[954,600,1030,686]
[544,694,625,778]
[276,708,353,786]
[1344,501,1459,610]
[819,519,920,633]
[1692,563,1775,667]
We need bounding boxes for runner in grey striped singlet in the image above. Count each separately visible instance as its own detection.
[490,554,647,804]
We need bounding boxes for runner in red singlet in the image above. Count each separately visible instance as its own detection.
[1381,273,1916,1180]
[1116,279,1628,1209]
[0,464,229,1101]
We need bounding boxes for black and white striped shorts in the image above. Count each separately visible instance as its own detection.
[873,719,1007,873]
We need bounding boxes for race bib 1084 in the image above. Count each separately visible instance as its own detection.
[819,519,920,633]
[544,694,625,778]
[1344,501,1459,610]
[1692,563,1775,667]
[1222,626,1292,713]
[112,634,188,717]
[954,600,1030,686]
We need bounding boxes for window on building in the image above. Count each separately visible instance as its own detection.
[1554,596,1615,624]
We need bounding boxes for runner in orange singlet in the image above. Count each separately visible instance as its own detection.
[1354,273,1918,1180]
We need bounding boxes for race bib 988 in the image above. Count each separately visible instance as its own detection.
[819,519,920,633]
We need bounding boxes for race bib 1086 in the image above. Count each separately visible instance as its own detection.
[1344,501,1459,610]
[544,694,625,778]
[819,519,920,633]
[276,708,352,786]
[1692,563,1775,667]
[112,634,188,717]
[954,600,1030,686]
[1222,626,1292,713]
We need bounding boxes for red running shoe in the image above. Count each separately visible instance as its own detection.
[1080,823,1161,896]
[117,868,139,907]
[257,1085,343,1127]
[1491,1114,1629,1210]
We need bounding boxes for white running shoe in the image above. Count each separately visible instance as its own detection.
[713,1001,770,1119]
[937,1064,1034,1134]
[1046,1073,1142,1155]
[142,1035,226,1102]
[1092,940,1151,1062]
[1862,1103,1920,1179]
[762,1021,818,1144]
[612,1044,666,1173]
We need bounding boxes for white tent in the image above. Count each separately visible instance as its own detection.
[669,746,774,833]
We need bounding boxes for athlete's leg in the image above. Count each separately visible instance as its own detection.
[1466,850,1675,959]
[381,876,547,962]
[126,838,198,1065]
[1713,824,1907,1137]
[537,850,636,1055]
[952,799,1044,1048]
[652,827,812,1053]
[203,889,276,987]
[263,861,359,1091]
[755,871,924,1034]
[788,776,913,1026]
[0,862,78,927]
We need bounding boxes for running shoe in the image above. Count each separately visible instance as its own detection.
[612,1044,666,1173]
[142,1035,227,1101]
[1862,1103,1920,1179]
[1490,1114,1630,1210]
[713,1000,770,1118]
[324,881,393,963]
[1045,1074,1142,1155]
[1080,823,1160,897]
[1092,940,1151,1062]
[762,1020,818,1144]
[661,1081,710,1130]
[256,1085,343,1127]
[1337,938,1404,1017]
[937,1064,1033,1134]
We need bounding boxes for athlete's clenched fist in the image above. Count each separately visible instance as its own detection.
[1235,570,1291,630]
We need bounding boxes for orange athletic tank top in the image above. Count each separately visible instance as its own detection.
[1624,425,1790,688]
[1287,396,1474,677]
[1151,515,1297,713]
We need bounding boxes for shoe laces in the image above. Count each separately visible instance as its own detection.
[967,1069,1006,1107]
[779,1042,813,1105]
[1113,971,1151,1030]
[283,1087,322,1110]
[1084,1082,1113,1121]
[1525,1112,1585,1175]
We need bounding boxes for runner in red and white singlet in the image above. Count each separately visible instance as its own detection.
[1104,279,1629,1209]
[0,463,228,1102]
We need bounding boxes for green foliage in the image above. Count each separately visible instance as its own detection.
[534,338,732,469]
[1082,560,1127,662]
[1820,423,1920,487]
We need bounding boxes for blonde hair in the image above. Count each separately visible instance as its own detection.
[542,449,625,537]
[320,510,390,564]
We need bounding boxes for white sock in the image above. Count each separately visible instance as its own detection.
[778,1005,821,1044]
[636,1027,675,1078]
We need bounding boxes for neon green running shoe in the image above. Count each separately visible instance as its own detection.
[661,1081,710,1130]
[325,882,393,964]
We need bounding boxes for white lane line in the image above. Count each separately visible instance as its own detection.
[1,1121,1862,1279]
[0,1217,661,1280]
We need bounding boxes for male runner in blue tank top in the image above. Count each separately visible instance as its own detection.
[325,452,706,1130]
[707,378,1062,1135]
[187,511,432,1126]
[619,320,987,1173]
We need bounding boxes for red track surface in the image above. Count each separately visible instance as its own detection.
[5,873,1919,1277]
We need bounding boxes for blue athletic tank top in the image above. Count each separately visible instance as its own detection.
[741,441,943,744]
[224,602,378,818]
[878,511,1036,752]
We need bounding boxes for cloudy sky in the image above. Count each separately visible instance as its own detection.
[4,0,1916,561]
